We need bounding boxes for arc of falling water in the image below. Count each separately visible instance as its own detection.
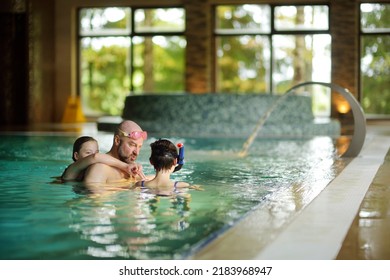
[238,81,366,158]
[238,92,293,158]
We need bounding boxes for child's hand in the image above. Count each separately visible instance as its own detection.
[126,163,146,180]
[190,185,204,191]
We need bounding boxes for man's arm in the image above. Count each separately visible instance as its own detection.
[83,163,139,194]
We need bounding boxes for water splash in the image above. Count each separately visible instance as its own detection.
[238,81,367,158]
[238,91,294,158]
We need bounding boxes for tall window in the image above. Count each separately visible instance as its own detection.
[79,7,186,116]
[215,4,331,116]
[360,3,390,116]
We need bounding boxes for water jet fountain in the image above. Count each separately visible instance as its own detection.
[239,82,366,158]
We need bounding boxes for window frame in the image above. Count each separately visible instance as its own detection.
[212,3,331,93]
[76,5,186,98]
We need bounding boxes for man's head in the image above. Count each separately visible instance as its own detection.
[112,120,147,164]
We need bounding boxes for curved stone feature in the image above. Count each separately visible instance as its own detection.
[285,82,366,157]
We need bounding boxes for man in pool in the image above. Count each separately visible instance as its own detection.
[83,120,147,186]
[61,136,144,182]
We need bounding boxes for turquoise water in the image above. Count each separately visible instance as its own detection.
[0,134,345,259]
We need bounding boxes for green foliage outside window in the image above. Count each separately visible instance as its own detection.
[81,42,130,115]
[79,7,185,116]
[360,4,390,115]
[215,5,331,116]
[78,4,390,117]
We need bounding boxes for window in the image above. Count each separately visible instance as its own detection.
[360,3,390,116]
[215,4,331,116]
[78,7,185,116]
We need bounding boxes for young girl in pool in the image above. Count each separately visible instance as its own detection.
[61,136,145,182]
[135,138,201,196]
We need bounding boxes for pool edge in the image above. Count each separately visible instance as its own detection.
[190,134,390,260]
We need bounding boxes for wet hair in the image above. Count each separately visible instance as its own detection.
[149,139,178,172]
[72,136,97,161]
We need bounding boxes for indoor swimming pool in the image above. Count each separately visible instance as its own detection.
[0,133,347,259]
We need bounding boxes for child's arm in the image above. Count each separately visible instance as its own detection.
[189,185,204,191]
[61,153,144,181]
[176,182,204,191]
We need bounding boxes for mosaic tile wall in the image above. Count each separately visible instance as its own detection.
[107,93,341,138]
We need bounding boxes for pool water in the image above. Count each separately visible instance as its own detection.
[0,134,346,259]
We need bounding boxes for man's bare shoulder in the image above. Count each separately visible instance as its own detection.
[83,163,113,183]
[87,162,113,171]
[84,162,127,184]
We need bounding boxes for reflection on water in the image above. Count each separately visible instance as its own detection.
[66,188,212,259]
[335,136,352,156]
[0,135,347,259]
